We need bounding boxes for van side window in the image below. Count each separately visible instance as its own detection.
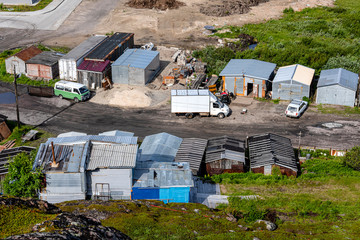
[213,103,219,108]
[56,85,64,90]
[65,87,72,92]
[73,89,80,94]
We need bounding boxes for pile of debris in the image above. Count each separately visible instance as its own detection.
[200,0,269,17]
[127,0,185,10]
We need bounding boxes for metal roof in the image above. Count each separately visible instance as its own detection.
[174,138,208,175]
[85,32,134,60]
[112,49,159,69]
[205,136,245,163]
[26,51,64,66]
[317,68,359,91]
[87,143,138,170]
[12,46,42,62]
[61,35,107,60]
[57,131,87,138]
[273,64,315,86]
[99,130,134,137]
[133,162,193,188]
[138,132,182,164]
[45,135,137,145]
[248,133,298,172]
[78,60,110,72]
[219,59,276,80]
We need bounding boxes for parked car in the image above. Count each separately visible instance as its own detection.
[285,99,308,118]
[54,80,90,102]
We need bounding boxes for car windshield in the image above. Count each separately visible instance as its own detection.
[287,106,297,112]
[79,87,88,94]
[218,101,224,108]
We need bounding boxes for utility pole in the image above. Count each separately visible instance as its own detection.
[298,130,302,149]
[13,66,20,129]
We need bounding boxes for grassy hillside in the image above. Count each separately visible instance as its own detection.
[194,0,360,76]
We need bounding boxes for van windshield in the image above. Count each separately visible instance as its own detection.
[217,101,224,108]
[79,87,88,94]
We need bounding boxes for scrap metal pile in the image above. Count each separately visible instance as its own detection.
[200,0,269,17]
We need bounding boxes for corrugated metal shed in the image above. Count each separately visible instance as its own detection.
[45,135,138,145]
[317,68,358,91]
[174,138,208,175]
[205,136,245,163]
[138,132,182,166]
[133,162,193,188]
[61,35,107,60]
[273,64,315,86]
[13,46,42,62]
[85,32,134,61]
[248,133,298,173]
[78,60,110,72]
[57,132,87,138]
[87,143,138,170]
[112,49,159,69]
[26,51,63,66]
[99,130,134,137]
[219,59,276,80]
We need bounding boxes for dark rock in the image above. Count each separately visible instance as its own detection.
[8,212,132,240]
[0,197,61,214]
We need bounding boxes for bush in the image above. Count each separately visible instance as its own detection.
[343,146,360,171]
[3,152,43,197]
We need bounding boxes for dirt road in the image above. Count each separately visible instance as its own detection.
[1,82,359,149]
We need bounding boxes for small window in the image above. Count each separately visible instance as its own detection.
[73,89,80,94]
[65,87,72,92]
[213,103,219,108]
[56,85,64,90]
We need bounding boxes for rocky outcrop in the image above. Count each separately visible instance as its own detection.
[7,212,132,240]
[0,197,61,214]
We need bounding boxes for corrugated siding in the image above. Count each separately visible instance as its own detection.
[46,135,137,145]
[99,130,134,137]
[317,68,358,91]
[45,172,84,194]
[159,187,190,203]
[272,81,310,100]
[316,85,356,107]
[112,49,159,69]
[87,144,138,170]
[87,168,132,199]
[39,193,85,204]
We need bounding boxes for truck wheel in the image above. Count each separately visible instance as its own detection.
[59,94,63,99]
[185,113,194,119]
[218,113,225,119]
[74,97,79,103]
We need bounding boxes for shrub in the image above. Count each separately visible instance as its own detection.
[343,146,360,171]
[3,152,43,197]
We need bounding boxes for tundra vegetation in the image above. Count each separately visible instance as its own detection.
[193,0,360,76]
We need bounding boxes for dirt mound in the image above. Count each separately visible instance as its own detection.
[127,0,185,11]
[200,0,269,17]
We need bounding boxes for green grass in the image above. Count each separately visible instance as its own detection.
[0,0,53,12]
[316,104,360,115]
[0,204,56,238]
[0,46,68,87]
[193,0,360,76]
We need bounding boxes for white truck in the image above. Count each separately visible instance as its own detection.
[171,89,230,119]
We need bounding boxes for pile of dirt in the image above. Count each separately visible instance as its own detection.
[200,0,269,17]
[127,0,185,11]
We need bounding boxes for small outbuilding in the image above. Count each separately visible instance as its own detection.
[174,138,208,176]
[205,136,246,175]
[219,59,276,97]
[5,46,42,74]
[316,68,359,107]
[84,32,134,62]
[272,64,315,100]
[77,60,111,89]
[58,35,107,81]
[26,51,63,80]
[248,133,298,177]
[132,162,194,203]
[112,49,160,85]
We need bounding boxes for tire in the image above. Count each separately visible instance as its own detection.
[218,113,225,119]
[59,94,63,99]
[74,97,79,103]
[185,113,194,119]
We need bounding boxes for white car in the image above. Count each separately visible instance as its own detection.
[285,99,308,118]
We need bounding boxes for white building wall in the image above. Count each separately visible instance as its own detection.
[5,56,26,74]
